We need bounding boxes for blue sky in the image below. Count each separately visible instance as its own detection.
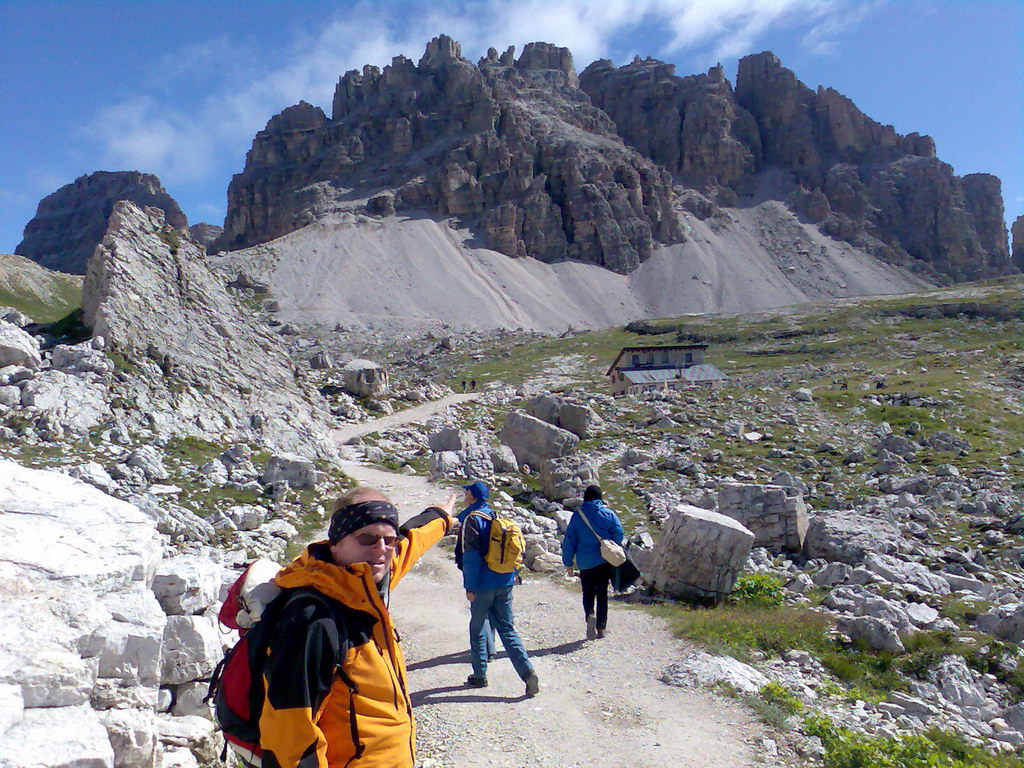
[1,0,1021,255]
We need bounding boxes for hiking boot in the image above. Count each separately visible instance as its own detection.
[524,671,540,698]
[488,652,498,661]
[585,614,597,640]
[596,627,606,639]
[465,675,488,688]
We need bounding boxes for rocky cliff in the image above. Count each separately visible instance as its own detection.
[1013,215,1024,273]
[217,39,1013,284]
[581,52,1013,282]
[16,171,189,275]
[83,201,335,458]
[215,36,680,274]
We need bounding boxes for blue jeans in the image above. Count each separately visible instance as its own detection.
[469,586,533,680]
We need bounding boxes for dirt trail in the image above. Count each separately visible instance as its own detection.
[332,400,764,767]
[331,393,479,443]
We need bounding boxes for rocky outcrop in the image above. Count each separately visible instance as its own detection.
[82,201,335,458]
[1012,215,1024,272]
[215,36,680,274]
[187,223,223,249]
[16,171,188,275]
[580,51,1015,282]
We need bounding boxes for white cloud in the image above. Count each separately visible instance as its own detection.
[83,0,869,187]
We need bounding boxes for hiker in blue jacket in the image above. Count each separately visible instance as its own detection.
[455,483,496,662]
[457,480,539,697]
[562,484,625,640]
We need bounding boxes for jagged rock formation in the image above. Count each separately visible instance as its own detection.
[16,171,188,275]
[215,36,680,274]
[1013,215,1024,272]
[580,52,1013,282]
[187,222,223,248]
[82,201,335,459]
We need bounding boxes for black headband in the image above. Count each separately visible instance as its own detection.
[328,500,400,544]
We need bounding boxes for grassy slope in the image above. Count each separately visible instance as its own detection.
[0,253,82,322]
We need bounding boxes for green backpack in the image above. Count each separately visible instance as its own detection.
[470,511,525,573]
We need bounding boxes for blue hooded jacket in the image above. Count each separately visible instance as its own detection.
[458,481,517,591]
[561,499,625,571]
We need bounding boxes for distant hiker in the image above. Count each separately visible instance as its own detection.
[562,484,625,640]
[454,483,497,661]
[255,486,456,768]
[456,480,539,696]
[470,378,476,391]
[461,379,467,392]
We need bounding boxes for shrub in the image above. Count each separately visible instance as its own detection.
[803,714,1023,768]
[726,573,786,608]
[759,681,804,715]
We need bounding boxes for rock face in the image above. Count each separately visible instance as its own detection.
[16,171,188,275]
[187,223,223,249]
[1013,215,1024,272]
[215,36,681,274]
[579,51,1014,282]
[0,460,165,767]
[82,201,334,458]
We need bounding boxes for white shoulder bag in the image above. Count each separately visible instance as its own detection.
[578,509,627,567]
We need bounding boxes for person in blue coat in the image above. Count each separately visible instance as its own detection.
[561,484,625,640]
[455,483,496,662]
[456,480,539,697]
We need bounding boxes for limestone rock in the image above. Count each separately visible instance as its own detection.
[152,557,223,616]
[499,411,579,469]
[0,705,116,768]
[81,201,335,458]
[342,359,389,398]
[662,651,770,694]
[186,222,222,248]
[16,170,187,275]
[804,509,905,564]
[1012,215,1024,272]
[261,453,320,489]
[215,35,680,274]
[580,50,1015,283]
[648,504,754,603]
[539,455,599,501]
[0,322,41,369]
[717,482,808,553]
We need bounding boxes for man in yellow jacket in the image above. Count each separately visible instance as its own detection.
[257,485,456,768]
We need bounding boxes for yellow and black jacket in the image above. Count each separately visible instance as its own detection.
[258,507,451,768]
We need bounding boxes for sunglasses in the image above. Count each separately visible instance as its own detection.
[351,532,400,548]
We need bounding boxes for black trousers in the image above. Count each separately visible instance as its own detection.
[579,562,616,630]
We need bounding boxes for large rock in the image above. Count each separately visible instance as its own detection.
[538,455,599,501]
[647,504,754,603]
[0,705,116,768]
[661,651,770,694]
[803,509,905,564]
[261,453,320,489]
[0,460,164,766]
[0,322,41,369]
[214,36,681,275]
[19,369,111,435]
[80,201,335,459]
[341,359,389,398]
[499,411,579,469]
[717,483,808,553]
[16,170,188,275]
[524,393,600,439]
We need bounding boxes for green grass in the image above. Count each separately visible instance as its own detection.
[0,261,82,323]
[804,714,1024,768]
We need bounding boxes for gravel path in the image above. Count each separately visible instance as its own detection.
[341,463,764,768]
[331,393,480,443]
